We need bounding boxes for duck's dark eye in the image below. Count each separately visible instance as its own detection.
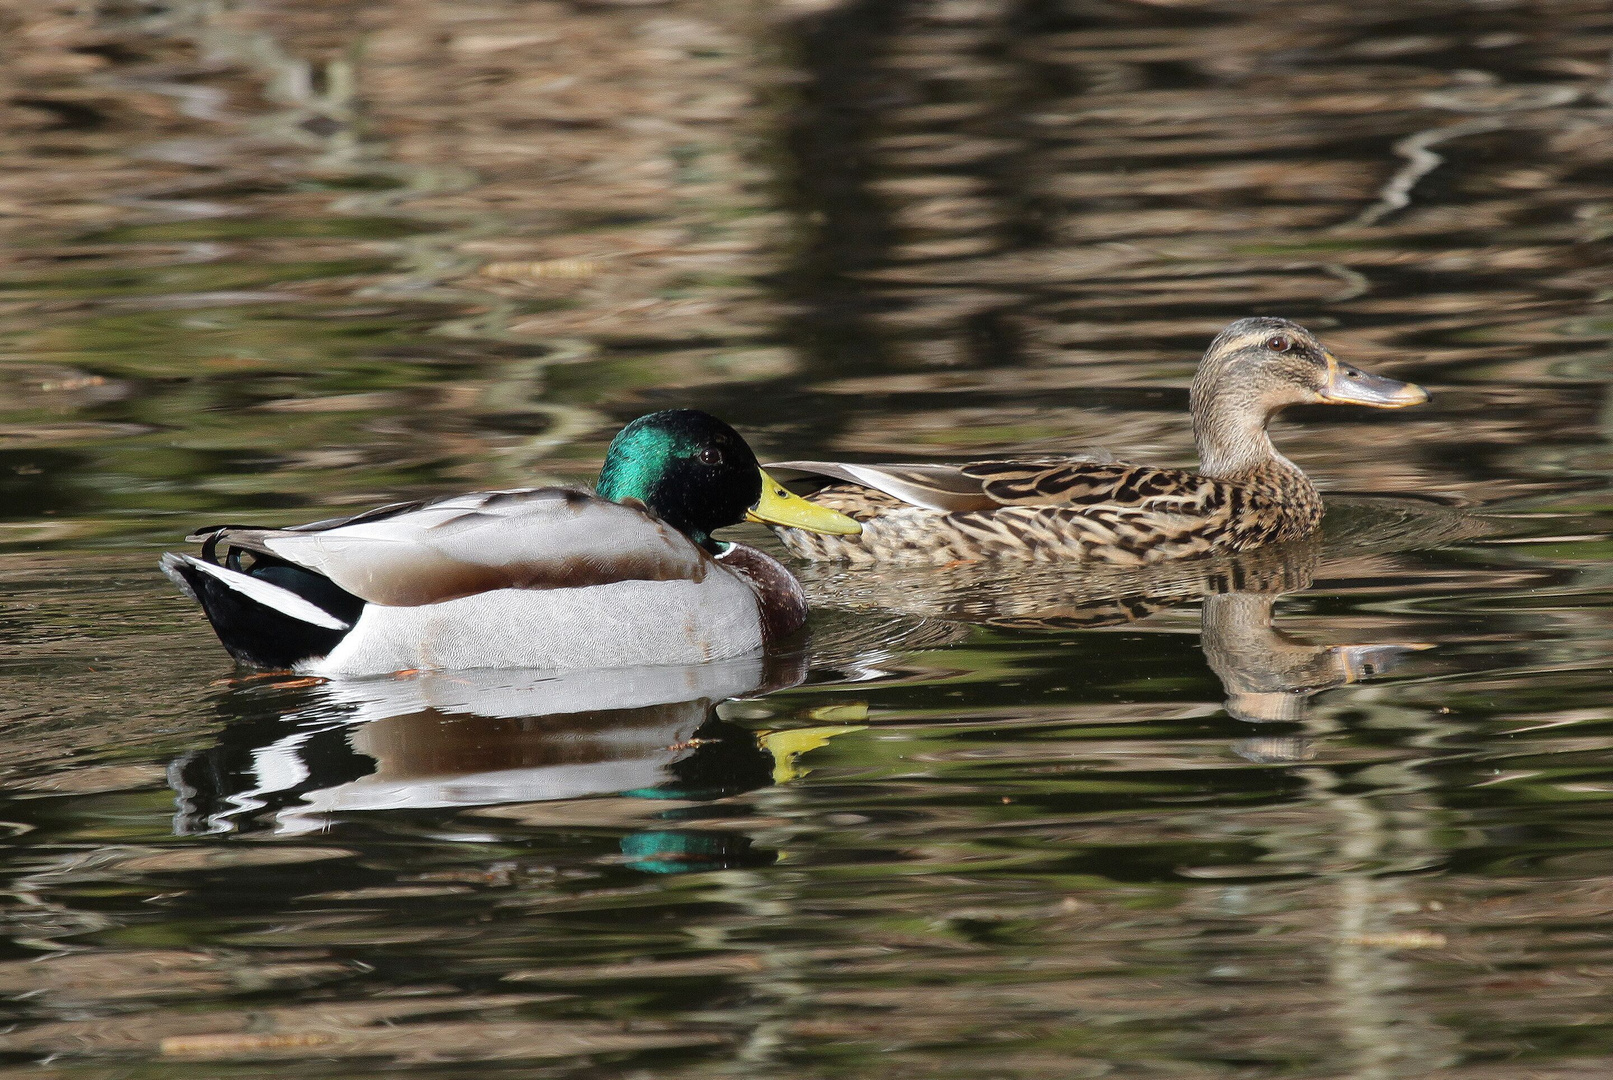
[1266,335,1293,353]
[697,447,723,466]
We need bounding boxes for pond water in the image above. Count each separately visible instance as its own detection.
[3,0,1613,1076]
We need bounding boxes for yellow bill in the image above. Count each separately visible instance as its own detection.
[746,469,862,535]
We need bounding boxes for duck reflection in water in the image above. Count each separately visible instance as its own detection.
[803,528,1432,761]
[1199,585,1430,763]
[170,654,847,873]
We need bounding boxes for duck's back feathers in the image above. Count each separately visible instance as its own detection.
[192,487,713,607]
[767,457,1318,566]
[960,459,1219,513]
[768,454,1122,514]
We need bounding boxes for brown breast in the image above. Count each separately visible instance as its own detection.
[714,543,810,645]
[1225,459,1324,546]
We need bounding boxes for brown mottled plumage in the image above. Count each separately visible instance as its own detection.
[769,318,1428,566]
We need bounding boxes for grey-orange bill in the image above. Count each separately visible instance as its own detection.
[1318,352,1429,408]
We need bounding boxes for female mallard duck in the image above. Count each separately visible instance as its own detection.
[161,410,860,675]
[768,318,1427,565]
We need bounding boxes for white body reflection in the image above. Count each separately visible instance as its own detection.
[173,656,800,836]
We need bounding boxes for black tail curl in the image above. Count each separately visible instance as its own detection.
[161,543,365,671]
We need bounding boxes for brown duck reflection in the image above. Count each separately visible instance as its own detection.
[171,654,830,871]
[805,533,1316,632]
[1200,587,1431,763]
[1202,587,1431,726]
[803,511,1439,753]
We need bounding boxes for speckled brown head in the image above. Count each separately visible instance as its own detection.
[1189,317,1427,478]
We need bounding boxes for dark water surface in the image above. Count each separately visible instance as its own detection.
[4,0,1613,1076]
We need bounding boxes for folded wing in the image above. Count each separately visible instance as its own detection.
[768,455,1222,516]
[961,460,1224,514]
[765,461,999,513]
[192,488,713,607]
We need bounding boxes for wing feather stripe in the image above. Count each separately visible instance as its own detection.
[166,555,351,630]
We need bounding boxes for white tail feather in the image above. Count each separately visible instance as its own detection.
[162,554,351,630]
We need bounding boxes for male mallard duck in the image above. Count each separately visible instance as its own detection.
[161,410,861,675]
[768,318,1427,565]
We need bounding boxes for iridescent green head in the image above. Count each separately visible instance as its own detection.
[595,410,860,550]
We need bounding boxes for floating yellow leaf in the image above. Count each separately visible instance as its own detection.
[759,725,864,785]
[162,1032,337,1057]
[480,258,601,282]
[1342,931,1447,949]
